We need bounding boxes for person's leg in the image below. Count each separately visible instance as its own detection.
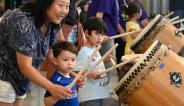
[0,80,16,106]
[14,94,26,106]
[100,39,115,84]
[100,39,115,68]
[0,102,13,106]
[80,99,101,106]
[101,97,120,106]
[114,38,126,64]
[13,99,24,106]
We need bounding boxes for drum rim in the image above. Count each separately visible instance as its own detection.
[130,15,163,50]
[114,40,168,95]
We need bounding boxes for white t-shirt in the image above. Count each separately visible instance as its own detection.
[75,47,110,102]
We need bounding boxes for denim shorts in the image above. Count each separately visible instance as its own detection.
[0,80,26,103]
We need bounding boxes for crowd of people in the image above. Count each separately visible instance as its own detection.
[0,0,181,106]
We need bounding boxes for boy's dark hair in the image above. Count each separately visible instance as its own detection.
[19,0,57,28]
[122,2,140,18]
[53,41,77,58]
[83,17,108,35]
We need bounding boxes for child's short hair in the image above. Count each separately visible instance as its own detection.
[53,41,77,58]
[122,2,141,18]
[83,17,108,35]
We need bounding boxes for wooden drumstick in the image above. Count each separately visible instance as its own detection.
[109,30,142,39]
[121,54,142,62]
[164,11,174,19]
[0,17,2,22]
[171,18,184,25]
[110,58,116,67]
[68,45,101,89]
[168,16,179,23]
[100,55,140,74]
[83,43,119,77]
[175,27,184,32]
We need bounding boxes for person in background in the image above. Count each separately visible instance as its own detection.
[46,0,86,80]
[124,1,141,55]
[75,17,111,106]
[169,0,184,30]
[78,0,90,26]
[0,0,72,105]
[58,0,86,51]
[170,0,184,19]
[87,0,124,64]
[116,0,149,81]
[87,1,124,98]
[5,0,22,10]
[119,0,149,29]
[44,41,79,106]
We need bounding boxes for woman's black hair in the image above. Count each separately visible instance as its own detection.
[19,0,56,28]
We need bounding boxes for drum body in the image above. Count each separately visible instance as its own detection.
[115,41,184,105]
[131,15,184,56]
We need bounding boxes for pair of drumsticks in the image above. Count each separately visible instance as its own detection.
[68,11,184,89]
[165,11,184,32]
[68,43,140,89]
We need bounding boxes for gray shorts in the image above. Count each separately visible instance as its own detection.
[0,80,26,103]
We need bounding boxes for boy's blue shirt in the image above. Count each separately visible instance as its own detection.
[45,71,79,106]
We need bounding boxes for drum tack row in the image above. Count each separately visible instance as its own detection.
[112,12,184,105]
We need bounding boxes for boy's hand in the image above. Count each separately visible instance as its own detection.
[90,72,102,80]
[104,55,114,62]
[76,76,87,88]
[103,36,111,42]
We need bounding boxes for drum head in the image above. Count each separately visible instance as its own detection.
[131,15,163,53]
[114,40,169,103]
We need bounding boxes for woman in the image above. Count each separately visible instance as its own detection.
[0,0,71,105]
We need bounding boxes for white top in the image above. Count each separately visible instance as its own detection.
[75,47,109,102]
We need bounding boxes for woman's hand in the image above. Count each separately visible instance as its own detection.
[49,84,72,100]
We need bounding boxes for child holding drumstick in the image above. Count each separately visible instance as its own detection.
[44,41,80,106]
[75,17,111,106]
[123,1,141,55]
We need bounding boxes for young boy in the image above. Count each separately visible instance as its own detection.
[75,17,110,106]
[44,41,79,106]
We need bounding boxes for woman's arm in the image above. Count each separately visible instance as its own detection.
[44,97,57,106]
[57,28,66,41]
[16,51,72,100]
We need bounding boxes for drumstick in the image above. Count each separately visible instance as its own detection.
[83,43,119,77]
[110,30,142,39]
[68,45,101,89]
[175,27,184,32]
[164,11,174,19]
[110,58,116,67]
[168,16,179,23]
[171,18,184,25]
[0,17,2,22]
[100,55,140,74]
[121,54,142,62]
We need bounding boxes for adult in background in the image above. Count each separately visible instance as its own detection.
[170,0,184,18]
[87,0,124,72]
[0,0,71,105]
